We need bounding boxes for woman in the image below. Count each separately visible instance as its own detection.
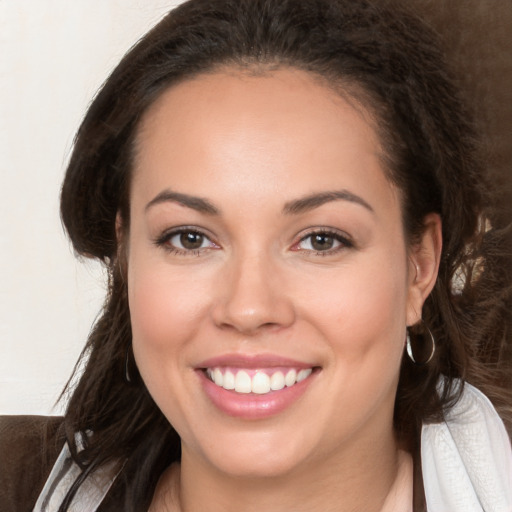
[1,0,511,510]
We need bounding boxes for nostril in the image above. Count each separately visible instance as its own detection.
[212,302,292,332]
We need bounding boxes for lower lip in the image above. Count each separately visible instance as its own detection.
[198,369,317,419]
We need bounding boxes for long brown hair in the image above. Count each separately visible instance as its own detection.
[58,0,512,509]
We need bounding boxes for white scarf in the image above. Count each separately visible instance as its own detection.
[422,380,512,511]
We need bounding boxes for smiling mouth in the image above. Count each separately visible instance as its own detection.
[205,367,314,395]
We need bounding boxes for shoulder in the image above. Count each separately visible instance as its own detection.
[0,415,65,512]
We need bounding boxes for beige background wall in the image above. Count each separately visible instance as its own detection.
[0,1,183,415]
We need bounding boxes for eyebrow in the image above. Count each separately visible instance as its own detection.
[145,188,373,216]
[145,190,219,215]
[283,190,374,215]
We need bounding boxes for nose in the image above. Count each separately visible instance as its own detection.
[211,251,295,335]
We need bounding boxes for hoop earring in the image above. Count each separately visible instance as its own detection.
[406,319,436,365]
[125,347,133,383]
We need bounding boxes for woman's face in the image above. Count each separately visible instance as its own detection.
[127,68,440,478]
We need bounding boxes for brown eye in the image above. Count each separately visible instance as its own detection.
[180,232,204,250]
[310,234,334,251]
[294,230,352,254]
[162,229,216,253]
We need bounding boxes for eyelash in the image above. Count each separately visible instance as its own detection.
[153,227,218,256]
[292,229,354,256]
[153,227,354,257]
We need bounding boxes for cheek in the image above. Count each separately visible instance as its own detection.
[127,261,213,431]
[300,249,409,363]
[128,268,177,395]
[126,259,213,411]
[129,273,177,347]
[128,260,209,349]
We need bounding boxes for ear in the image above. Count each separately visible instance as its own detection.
[406,213,442,326]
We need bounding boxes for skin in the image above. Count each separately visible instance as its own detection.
[124,68,442,512]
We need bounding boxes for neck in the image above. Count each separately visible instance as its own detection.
[151,429,401,512]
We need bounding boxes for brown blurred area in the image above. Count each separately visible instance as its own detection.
[397,0,512,217]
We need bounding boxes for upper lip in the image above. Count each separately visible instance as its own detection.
[196,353,316,369]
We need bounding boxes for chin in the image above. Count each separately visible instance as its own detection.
[187,426,317,479]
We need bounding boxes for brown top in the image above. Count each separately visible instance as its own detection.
[0,416,66,512]
[0,416,144,512]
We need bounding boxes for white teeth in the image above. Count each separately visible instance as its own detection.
[234,370,252,393]
[252,372,271,394]
[270,371,285,391]
[207,367,313,395]
[297,368,312,382]
[213,368,223,387]
[223,370,235,390]
[285,369,297,387]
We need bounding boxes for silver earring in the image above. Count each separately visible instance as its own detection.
[125,348,132,383]
[406,319,436,365]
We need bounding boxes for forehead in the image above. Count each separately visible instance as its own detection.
[131,67,397,214]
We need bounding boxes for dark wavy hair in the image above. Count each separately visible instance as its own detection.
[58,0,512,510]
